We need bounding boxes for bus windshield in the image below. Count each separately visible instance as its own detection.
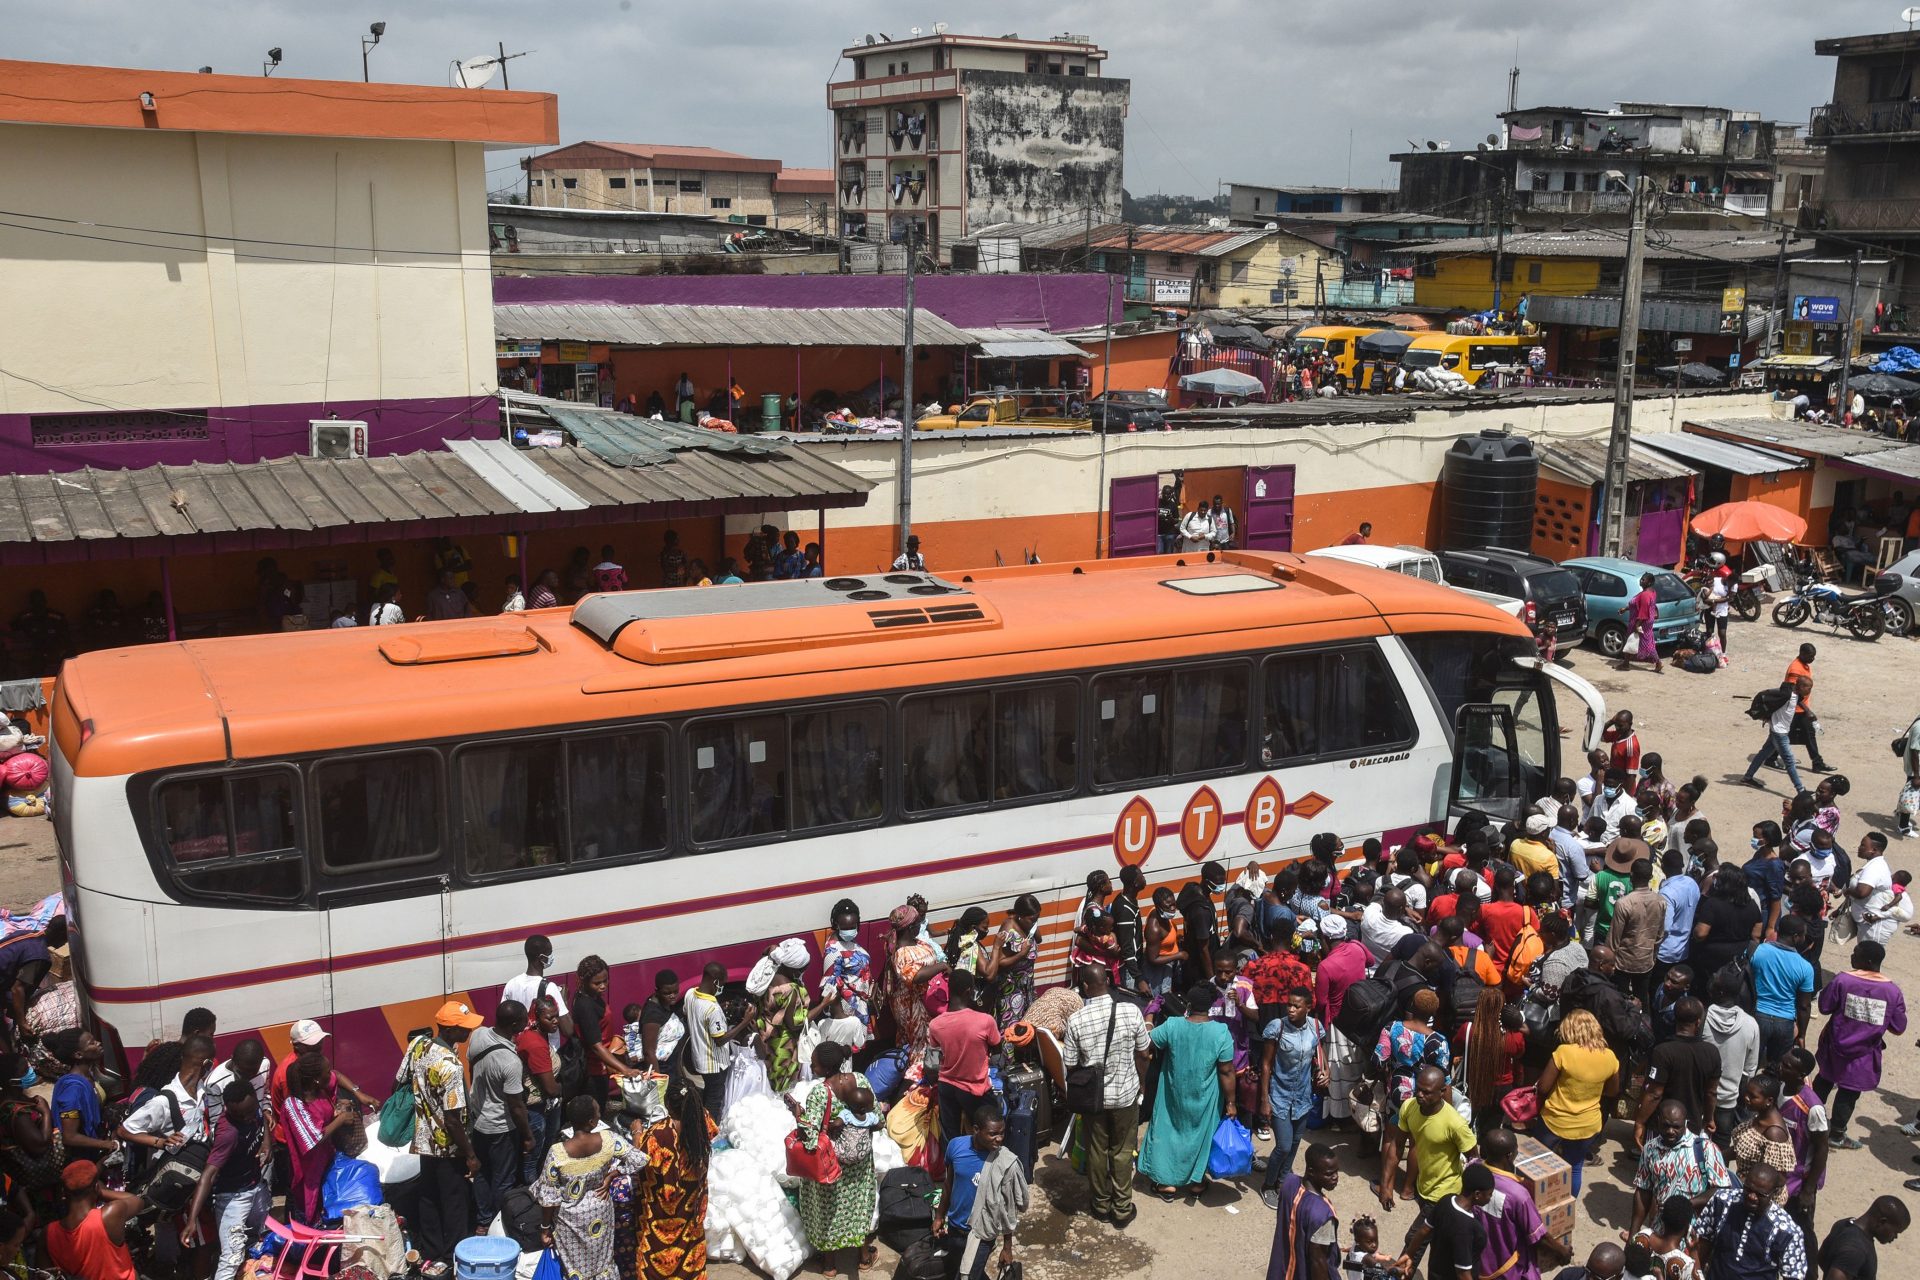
[1401,349,1446,370]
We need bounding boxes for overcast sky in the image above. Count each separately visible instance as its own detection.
[16,0,1902,197]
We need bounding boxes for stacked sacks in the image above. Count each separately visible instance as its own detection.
[0,723,48,817]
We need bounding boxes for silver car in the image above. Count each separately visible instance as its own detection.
[1872,548,1920,636]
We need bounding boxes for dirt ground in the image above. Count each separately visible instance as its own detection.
[6,614,1915,1280]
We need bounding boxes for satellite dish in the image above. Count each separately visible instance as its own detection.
[451,55,499,89]
[910,25,923,36]
[1906,5,1920,25]
[1426,140,1438,151]
[864,34,876,45]
[1486,133,1500,145]
[933,22,949,33]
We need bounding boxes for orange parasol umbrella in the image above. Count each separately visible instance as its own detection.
[1690,501,1808,543]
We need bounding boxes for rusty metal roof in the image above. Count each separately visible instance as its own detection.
[492,302,973,348]
[1085,224,1275,257]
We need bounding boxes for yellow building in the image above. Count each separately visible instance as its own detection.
[1087,224,1339,310]
[1399,228,1783,314]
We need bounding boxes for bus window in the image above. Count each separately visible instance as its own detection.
[903,692,991,814]
[688,715,787,843]
[1093,671,1169,785]
[994,682,1077,800]
[1261,648,1414,766]
[1168,665,1250,776]
[155,769,303,901]
[459,740,564,875]
[1402,633,1530,728]
[317,753,441,872]
[569,730,668,863]
[791,703,886,830]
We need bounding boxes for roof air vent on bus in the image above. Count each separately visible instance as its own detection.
[849,589,890,602]
[883,574,926,586]
[825,577,867,592]
[907,583,957,596]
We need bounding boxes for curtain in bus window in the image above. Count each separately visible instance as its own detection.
[569,731,667,863]
[1261,654,1322,766]
[1093,671,1169,785]
[228,773,297,855]
[1402,633,1517,729]
[994,683,1077,800]
[791,705,885,830]
[1169,665,1249,776]
[317,754,439,870]
[460,741,564,875]
[1327,649,1415,748]
[903,693,990,813]
[688,715,787,842]
[160,776,229,864]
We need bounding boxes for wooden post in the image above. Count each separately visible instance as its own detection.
[161,553,178,641]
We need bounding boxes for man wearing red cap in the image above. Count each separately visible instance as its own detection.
[46,1160,140,1280]
[401,1001,485,1278]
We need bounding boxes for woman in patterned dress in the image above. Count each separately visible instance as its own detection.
[631,1078,716,1280]
[981,895,1043,1030]
[886,906,945,1083]
[818,899,875,1032]
[535,1096,647,1280]
[757,962,811,1092]
[790,1043,877,1280]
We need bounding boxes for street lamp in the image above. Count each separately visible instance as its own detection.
[361,21,386,82]
[1462,152,1508,314]
[263,47,282,76]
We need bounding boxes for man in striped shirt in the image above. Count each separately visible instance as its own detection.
[1062,966,1151,1229]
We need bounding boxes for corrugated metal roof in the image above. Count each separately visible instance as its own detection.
[1853,444,1920,480]
[1751,355,1839,371]
[491,303,974,348]
[1684,415,1916,461]
[967,328,1094,359]
[1391,228,1790,263]
[1086,224,1275,257]
[1637,431,1809,476]
[1539,437,1699,487]
[0,404,874,547]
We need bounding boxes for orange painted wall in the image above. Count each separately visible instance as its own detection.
[1732,470,1811,519]
[1088,331,1178,397]
[1533,476,1592,560]
[1292,482,1441,552]
[825,513,1093,575]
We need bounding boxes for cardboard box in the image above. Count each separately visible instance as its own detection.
[1513,1133,1573,1207]
[1540,1195,1575,1251]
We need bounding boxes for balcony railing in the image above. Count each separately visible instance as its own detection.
[1723,193,1769,217]
[1813,197,1920,231]
[1810,100,1920,140]
[1323,277,1415,308]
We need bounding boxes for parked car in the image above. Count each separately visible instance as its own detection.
[1869,548,1920,637]
[1087,390,1169,433]
[1305,544,1522,617]
[1437,546,1589,642]
[1562,557,1699,656]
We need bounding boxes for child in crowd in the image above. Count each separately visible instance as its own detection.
[1343,1215,1397,1280]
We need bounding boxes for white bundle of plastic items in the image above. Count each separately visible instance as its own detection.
[705,1145,806,1280]
[721,1092,801,1188]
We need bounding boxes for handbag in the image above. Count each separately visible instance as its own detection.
[1063,999,1118,1113]
[785,1097,843,1184]
[376,1040,420,1149]
[1829,904,1858,943]
[1499,1086,1540,1126]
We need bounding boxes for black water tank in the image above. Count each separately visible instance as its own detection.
[1442,427,1537,551]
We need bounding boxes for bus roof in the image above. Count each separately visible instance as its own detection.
[1406,332,1530,349]
[56,552,1525,776]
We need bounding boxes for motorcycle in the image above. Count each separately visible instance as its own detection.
[1771,573,1885,641]
[1685,566,1763,622]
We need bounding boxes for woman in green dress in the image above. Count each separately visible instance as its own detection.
[757,964,810,1092]
[1137,982,1237,1200]
[789,1041,878,1279]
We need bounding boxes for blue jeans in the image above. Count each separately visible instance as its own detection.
[1157,533,1178,554]
[1533,1124,1595,1196]
[521,1104,550,1183]
[1262,1108,1308,1190]
[1757,1013,1798,1068]
[212,1183,270,1280]
[1743,730,1806,792]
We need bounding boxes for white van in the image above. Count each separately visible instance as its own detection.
[1305,543,1524,618]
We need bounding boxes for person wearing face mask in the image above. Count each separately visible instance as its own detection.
[986,895,1044,1030]
[1142,887,1184,1012]
[1589,769,1638,843]
[502,933,575,1054]
[818,899,875,1033]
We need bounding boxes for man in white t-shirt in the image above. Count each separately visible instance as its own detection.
[501,933,571,1060]
[121,1034,215,1158]
[683,961,752,1122]
[1360,888,1417,962]
[1848,832,1897,946]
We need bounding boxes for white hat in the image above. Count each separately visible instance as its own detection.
[1319,914,1349,941]
[289,1019,328,1047]
[1524,813,1552,836]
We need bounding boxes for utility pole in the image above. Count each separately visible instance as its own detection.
[898,224,918,555]
[1600,175,1652,558]
[1491,170,1507,315]
[1097,274,1115,557]
[1765,224,1788,360]
[1837,248,1861,418]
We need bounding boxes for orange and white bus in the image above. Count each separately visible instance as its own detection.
[50,552,1602,1082]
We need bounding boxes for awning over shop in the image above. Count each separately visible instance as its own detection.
[1750,354,1838,373]
[965,328,1094,360]
[1684,414,1920,482]
[492,303,974,348]
[1637,432,1808,476]
[1538,438,1698,487]
[0,397,873,552]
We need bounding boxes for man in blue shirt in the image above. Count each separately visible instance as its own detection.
[1655,848,1700,989]
[1549,804,1593,912]
[1749,916,1816,1067]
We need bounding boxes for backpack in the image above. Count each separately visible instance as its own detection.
[498,1186,545,1251]
[1451,947,1487,1020]
[378,1037,425,1148]
[1334,959,1402,1047]
[1747,686,1791,721]
[119,1086,184,1187]
[1560,969,1654,1056]
[143,1138,211,1214]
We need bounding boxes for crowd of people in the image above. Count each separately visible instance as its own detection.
[0,671,1915,1280]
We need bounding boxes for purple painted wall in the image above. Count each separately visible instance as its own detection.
[491,272,1124,333]
[0,395,495,474]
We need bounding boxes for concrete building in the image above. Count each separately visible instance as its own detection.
[1394,101,1786,233]
[524,142,832,231]
[1227,183,1393,220]
[0,58,556,472]
[828,31,1129,260]
[1807,30,1920,313]
[487,204,838,277]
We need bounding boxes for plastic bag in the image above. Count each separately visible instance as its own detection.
[722,1050,771,1114]
[1207,1116,1253,1178]
[531,1249,562,1280]
[321,1154,384,1219]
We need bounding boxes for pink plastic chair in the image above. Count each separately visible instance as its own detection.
[261,1216,357,1280]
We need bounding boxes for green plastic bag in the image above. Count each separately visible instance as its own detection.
[377,1039,419,1148]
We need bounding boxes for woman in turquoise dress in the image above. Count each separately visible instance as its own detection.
[1138,982,1237,1200]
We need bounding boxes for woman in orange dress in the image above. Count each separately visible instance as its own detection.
[631,1076,717,1280]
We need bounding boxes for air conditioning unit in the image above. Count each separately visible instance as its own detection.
[309,419,369,460]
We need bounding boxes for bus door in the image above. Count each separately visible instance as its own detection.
[312,751,456,1053]
[1447,659,1605,823]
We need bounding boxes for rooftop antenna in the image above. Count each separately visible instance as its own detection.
[262,47,282,76]
[909,25,923,36]
[1907,6,1920,29]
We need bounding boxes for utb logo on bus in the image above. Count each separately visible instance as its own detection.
[1110,779,1333,868]
[1181,786,1223,860]
[1112,796,1157,868]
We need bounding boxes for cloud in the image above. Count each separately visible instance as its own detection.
[11,0,1892,198]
